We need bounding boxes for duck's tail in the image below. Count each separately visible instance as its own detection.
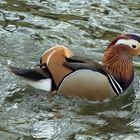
[9,66,55,92]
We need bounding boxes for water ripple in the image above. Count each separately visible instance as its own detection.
[0,0,140,140]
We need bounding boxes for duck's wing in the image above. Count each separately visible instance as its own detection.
[65,55,94,63]
[40,45,73,87]
[64,55,108,76]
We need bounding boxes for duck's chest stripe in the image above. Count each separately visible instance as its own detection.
[107,74,123,95]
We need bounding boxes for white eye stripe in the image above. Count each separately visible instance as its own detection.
[115,39,140,48]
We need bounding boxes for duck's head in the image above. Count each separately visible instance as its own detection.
[103,34,140,64]
[107,34,140,57]
[103,33,140,88]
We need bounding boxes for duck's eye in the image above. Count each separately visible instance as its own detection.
[115,39,139,49]
[132,45,137,48]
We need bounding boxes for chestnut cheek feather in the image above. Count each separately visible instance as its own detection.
[103,46,134,89]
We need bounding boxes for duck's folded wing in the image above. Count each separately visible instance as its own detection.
[65,55,94,63]
[64,56,108,76]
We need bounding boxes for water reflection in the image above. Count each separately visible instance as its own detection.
[0,0,140,140]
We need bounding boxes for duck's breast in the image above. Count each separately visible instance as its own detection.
[57,69,116,101]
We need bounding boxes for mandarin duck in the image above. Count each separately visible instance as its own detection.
[10,34,140,101]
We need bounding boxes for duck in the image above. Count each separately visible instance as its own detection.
[10,33,140,101]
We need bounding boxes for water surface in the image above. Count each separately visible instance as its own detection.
[0,0,140,140]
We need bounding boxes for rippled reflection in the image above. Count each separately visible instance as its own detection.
[0,0,140,140]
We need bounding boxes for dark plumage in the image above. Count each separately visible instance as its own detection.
[10,66,50,81]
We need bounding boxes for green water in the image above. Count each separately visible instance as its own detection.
[0,0,140,139]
